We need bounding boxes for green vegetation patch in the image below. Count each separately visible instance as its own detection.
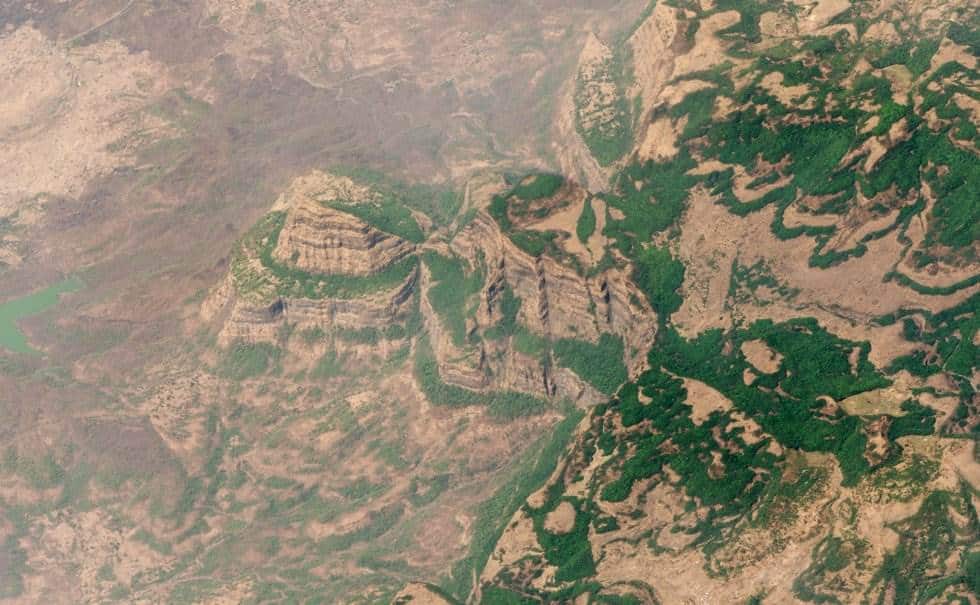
[553,334,627,395]
[508,230,564,258]
[869,453,939,502]
[964,550,980,597]
[484,284,522,342]
[511,174,565,201]
[487,179,587,264]
[793,534,868,603]
[553,317,905,569]
[601,155,696,258]
[445,409,584,600]
[575,51,633,166]
[0,524,27,598]
[526,489,596,582]
[330,165,462,227]
[512,326,550,358]
[729,258,800,305]
[653,319,893,486]
[713,0,781,44]
[0,277,82,354]
[576,197,597,244]
[317,503,404,553]
[423,252,484,347]
[414,336,546,420]
[329,198,424,243]
[311,348,347,380]
[649,27,980,267]
[218,341,281,380]
[481,586,538,605]
[868,489,979,603]
[433,11,980,601]
[598,368,778,523]
[878,293,977,429]
[631,247,685,318]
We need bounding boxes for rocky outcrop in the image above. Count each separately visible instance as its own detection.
[204,268,417,348]
[273,195,415,276]
[405,206,656,406]
[628,2,681,115]
[492,339,605,405]
[202,170,653,405]
[201,170,424,352]
[496,347,554,396]
[452,212,656,373]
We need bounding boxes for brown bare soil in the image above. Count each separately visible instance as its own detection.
[543,501,577,534]
[740,339,784,374]
[682,377,734,425]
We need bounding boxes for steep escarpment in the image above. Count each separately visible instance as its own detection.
[193,4,980,599]
[415,174,657,408]
[202,169,652,411]
[451,209,655,371]
[18,0,980,602]
[201,171,421,355]
[478,176,653,344]
[203,266,417,350]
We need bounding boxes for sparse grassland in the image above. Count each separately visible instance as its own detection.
[218,341,282,379]
[867,489,979,603]
[445,410,583,600]
[575,51,633,166]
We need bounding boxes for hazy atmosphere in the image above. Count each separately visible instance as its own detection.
[0,0,978,603]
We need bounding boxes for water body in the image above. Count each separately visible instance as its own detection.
[0,278,82,354]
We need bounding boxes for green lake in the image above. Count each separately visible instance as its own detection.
[0,278,82,354]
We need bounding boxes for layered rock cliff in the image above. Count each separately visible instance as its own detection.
[412,177,658,406]
[201,169,654,407]
[201,171,419,352]
[272,196,415,276]
[451,207,657,373]
[203,268,417,349]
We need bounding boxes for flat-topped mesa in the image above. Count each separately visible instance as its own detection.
[273,195,416,276]
[201,170,424,351]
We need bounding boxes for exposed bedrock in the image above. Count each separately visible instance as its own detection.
[273,195,415,276]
